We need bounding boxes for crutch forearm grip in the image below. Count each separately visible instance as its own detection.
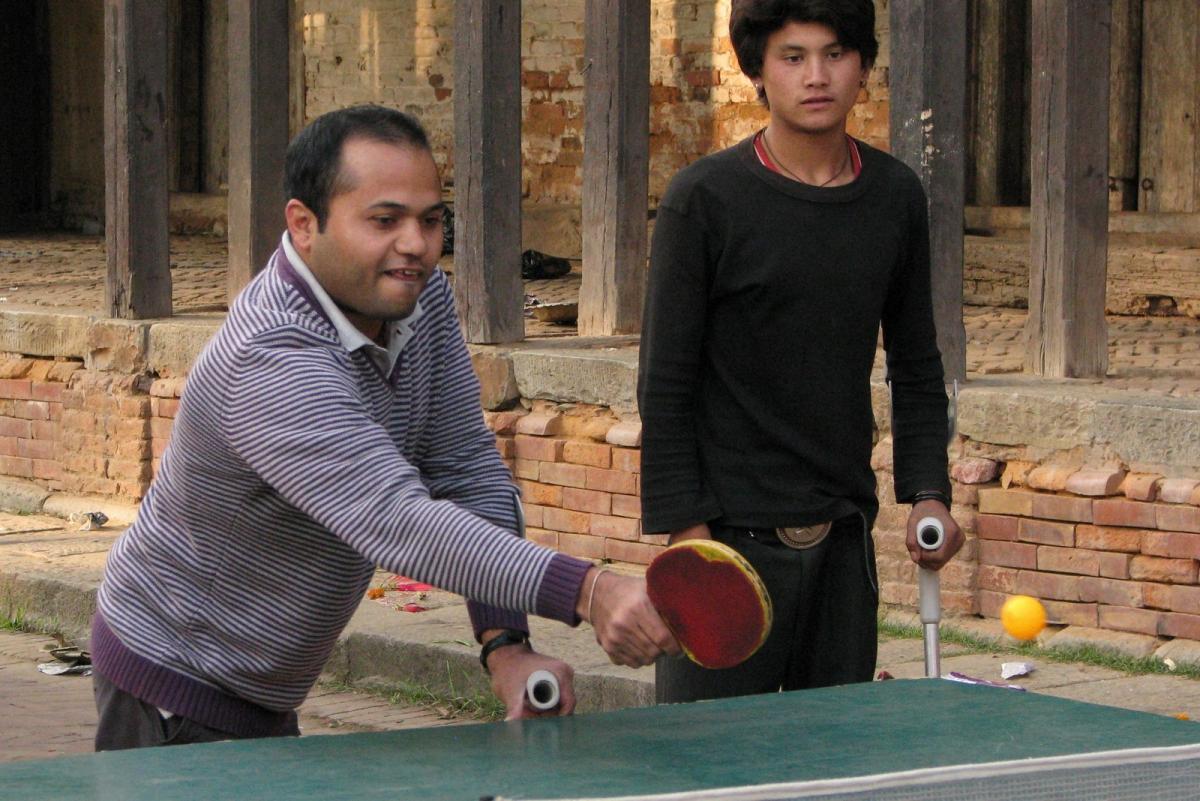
[917,516,944,679]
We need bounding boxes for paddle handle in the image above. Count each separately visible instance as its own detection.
[526,670,561,712]
[917,517,944,678]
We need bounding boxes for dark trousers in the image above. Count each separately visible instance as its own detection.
[93,672,298,751]
[656,515,879,704]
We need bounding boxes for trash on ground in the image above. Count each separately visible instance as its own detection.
[942,671,1026,692]
[1001,661,1036,680]
[37,646,92,677]
[70,511,109,531]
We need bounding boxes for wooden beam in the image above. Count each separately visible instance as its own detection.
[1137,0,1199,213]
[1108,0,1141,211]
[889,0,968,383]
[1026,0,1111,378]
[453,0,524,344]
[579,0,651,336]
[227,0,290,299]
[104,0,172,319]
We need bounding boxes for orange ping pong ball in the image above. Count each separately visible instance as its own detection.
[1001,595,1046,641]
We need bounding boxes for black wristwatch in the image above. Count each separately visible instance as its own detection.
[912,489,952,509]
[479,629,530,673]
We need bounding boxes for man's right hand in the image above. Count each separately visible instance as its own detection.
[668,522,712,545]
[576,568,680,668]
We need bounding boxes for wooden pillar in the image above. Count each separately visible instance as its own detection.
[889,0,968,383]
[104,0,172,319]
[1026,0,1111,378]
[227,0,290,299]
[453,0,523,344]
[579,0,651,336]
[967,0,1027,208]
[1137,0,1199,213]
[1108,0,1141,211]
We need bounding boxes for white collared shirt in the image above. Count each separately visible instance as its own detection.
[281,233,423,377]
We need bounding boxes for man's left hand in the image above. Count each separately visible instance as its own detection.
[905,499,963,571]
[486,644,576,720]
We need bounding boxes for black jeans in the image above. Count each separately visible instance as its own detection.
[655,514,879,704]
[93,672,298,751]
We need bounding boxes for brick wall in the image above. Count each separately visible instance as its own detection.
[300,0,892,205]
[0,356,160,502]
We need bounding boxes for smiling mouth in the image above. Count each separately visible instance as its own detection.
[384,268,425,281]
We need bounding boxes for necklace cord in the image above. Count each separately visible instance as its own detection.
[761,130,850,187]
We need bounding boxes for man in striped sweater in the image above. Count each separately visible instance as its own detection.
[92,105,677,750]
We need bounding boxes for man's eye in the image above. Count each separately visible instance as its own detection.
[373,216,395,226]
[424,216,444,227]
[829,50,843,60]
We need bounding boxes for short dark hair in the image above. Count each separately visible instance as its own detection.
[284,105,432,230]
[729,0,878,80]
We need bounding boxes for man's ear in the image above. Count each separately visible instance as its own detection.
[285,199,318,254]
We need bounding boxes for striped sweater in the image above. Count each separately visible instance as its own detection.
[94,246,591,736]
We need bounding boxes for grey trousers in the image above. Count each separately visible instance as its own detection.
[93,672,298,751]
[655,515,879,704]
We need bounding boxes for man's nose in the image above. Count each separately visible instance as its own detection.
[394,219,427,257]
[804,58,830,86]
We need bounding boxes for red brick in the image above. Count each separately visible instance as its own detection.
[611,448,640,474]
[562,487,611,515]
[1155,504,1200,534]
[13,401,50,421]
[540,462,588,489]
[591,514,640,541]
[0,456,33,478]
[611,494,641,519]
[1121,473,1162,502]
[585,467,637,495]
[950,458,999,484]
[1130,555,1198,585]
[543,507,592,535]
[1098,552,1132,579]
[517,480,563,507]
[513,458,540,481]
[1038,546,1101,576]
[486,411,526,435]
[1027,465,1076,492]
[1077,577,1143,607]
[514,435,564,463]
[1018,518,1075,546]
[514,412,563,436]
[1160,612,1200,640]
[1041,598,1099,627]
[978,564,1018,593]
[1159,478,1200,504]
[1141,530,1200,560]
[526,528,559,549]
[152,398,181,419]
[0,437,17,457]
[952,483,980,506]
[1065,469,1125,497]
[16,438,54,460]
[605,422,642,448]
[1098,605,1161,636]
[605,539,661,565]
[1075,525,1142,553]
[563,441,612,469]
[558,532,604,560]
[494,438,515,459]
[1143,583,1173,610]
[30,420,56,441]
[1092,499,1158,529]
[522,504,546,529]
[977,514,1019,541]
[1167,585,1200,615]
[1015,569,1081,601]
[0,379,32,400]
[979,540,1038,569]
[1031,494,1093,523]
[31,382,64,403]
[31,459,62,481]
[978,488,1035,517]
[0,416,31,438]
[640,532,670,545]
[113,418,151,439]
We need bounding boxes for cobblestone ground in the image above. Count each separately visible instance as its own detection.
[0,629,465,764]
[3,233,1199,396]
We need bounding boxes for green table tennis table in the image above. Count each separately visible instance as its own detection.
[2,680,1198,801]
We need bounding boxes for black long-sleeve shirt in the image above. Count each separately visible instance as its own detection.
[638,135,951,534]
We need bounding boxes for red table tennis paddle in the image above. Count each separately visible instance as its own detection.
[645,539,773,670]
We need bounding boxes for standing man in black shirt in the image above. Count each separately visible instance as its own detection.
[638,0,963,703]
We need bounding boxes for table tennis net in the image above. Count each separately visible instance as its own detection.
[497,742,1200,801]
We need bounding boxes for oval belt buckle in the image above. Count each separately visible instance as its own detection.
[775,521,833,550]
